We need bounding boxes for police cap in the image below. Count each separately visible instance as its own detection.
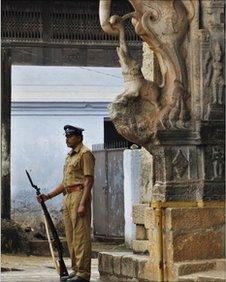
[64,125,84,136]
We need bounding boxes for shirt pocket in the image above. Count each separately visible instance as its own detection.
[69,159,81,173]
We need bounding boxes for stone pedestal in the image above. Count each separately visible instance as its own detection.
[145,203,225,281]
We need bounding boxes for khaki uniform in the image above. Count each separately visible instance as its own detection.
[62,143,95,281]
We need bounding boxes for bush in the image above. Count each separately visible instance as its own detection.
[1,219,30,254]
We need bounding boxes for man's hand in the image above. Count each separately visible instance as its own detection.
[78,203,85,217]
[36,194,50,203]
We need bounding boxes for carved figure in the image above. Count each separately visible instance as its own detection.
[211,42,224,105]
[99,0,194,144]
[212,147,224,179]
[107,15,160,144]
[110,15,160,108]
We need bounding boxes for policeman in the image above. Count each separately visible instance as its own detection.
[38,125,95,282]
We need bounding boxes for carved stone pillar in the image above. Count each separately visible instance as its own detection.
[99,0,225,280]
[99,0,225,202]
[1,48,12,219]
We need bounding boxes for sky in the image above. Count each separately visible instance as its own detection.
[12,65,124,102]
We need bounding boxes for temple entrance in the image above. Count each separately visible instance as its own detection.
[1,0,142,219]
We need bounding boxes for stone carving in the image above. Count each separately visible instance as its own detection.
[211,42,224,105]
[99,0,194,145]
[172,149,189,178]
[204,51,212,88]
[204,41,224,110]
[211,147,224,180]
[203,0,224,29]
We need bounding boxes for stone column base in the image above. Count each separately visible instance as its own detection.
[145,202,225,281]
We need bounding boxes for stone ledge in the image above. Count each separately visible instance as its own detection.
[98,251,150,281]
[132,240,149,254]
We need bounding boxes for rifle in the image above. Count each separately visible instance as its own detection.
[25,170,69,278]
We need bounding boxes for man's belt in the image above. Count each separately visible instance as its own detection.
[64,185,83,194]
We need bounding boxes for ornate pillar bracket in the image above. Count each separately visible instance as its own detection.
[99,0,225,202]
[99,0,196,141]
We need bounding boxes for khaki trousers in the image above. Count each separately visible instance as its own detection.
[63,191,91,280]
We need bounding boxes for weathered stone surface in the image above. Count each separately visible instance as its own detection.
[135,224,147,240]
[216,258,226,270]
[132,240,149,254]
[150,206,225,281]
[198,272,226,282]
[134,255,150,281]
[144,207,155,229]
[98,253,149,281]
[140,148,153,203]
[132,204,148,225]
[163,207,225,263]
[98,252,113,275]
[165,207,225,231]
[179,270,226,282]
[178,278,196,282]
[175,260,217,276]
[112,253,122,276]
[121,255,137,278]
[173,230,225,262]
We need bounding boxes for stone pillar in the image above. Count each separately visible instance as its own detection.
[1,48,12,219]
[99,0,225,280]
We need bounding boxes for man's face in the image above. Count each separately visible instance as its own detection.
[66,134,81,148]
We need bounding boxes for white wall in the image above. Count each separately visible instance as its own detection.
[123,149,141,247]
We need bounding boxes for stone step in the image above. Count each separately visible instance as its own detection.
[179,270,226,282]
[98,251,150,281]
[99,252,225,282]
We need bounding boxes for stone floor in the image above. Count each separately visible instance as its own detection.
[1,254,104,282]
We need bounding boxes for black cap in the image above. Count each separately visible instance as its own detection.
[64,125,84,136]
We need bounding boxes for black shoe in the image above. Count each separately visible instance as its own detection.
[60,272,76,281]
[67,276,89,282]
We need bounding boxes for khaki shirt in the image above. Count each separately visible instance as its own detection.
[62,143,95,187]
